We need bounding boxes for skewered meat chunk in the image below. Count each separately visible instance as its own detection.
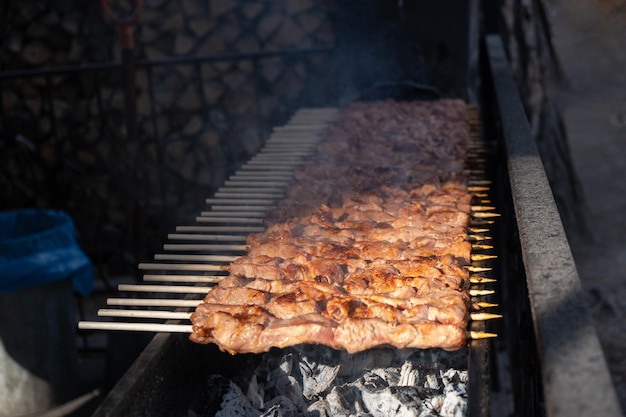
[190,99,474,354]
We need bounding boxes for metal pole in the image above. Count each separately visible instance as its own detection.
[101,0,143,142]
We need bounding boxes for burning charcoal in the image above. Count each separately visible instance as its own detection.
[362,370,393,391]
[215,381,259,417]
[246,374,264,409]
[398,361,419,387]
[274,375,306,410]
[261,396,297,417]
[359,386,422,417]
[439,370,468,417]
[440,369,467,386]
[307,398,330,416]
[421,395,445,416]
[298,354,340,400]
[440,388,466,417]
[212,346,469,417]
[326,385,362,416]
[266,352,294,378]
[424,374,441,391]
[377,366,406,386]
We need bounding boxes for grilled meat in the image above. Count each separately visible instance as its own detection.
[190,99,473,354]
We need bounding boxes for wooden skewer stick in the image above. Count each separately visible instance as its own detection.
[206,198,278,205]
[473,302,499,309]
[469,289,496,296]
[229,175,293,182]
[471,244,494,250]
[470,312,503,321]
[251,154,309,161]
[470,219,496,226]
[470,206,496,212]
[153,254,239,262]
[249,159,304,166]
[213,192,284,199]
[176,226,265,233]
[252,153,307,160]
[118,284,212,294]
[467,153,486,159]
[472,212,501,219]
[208,205,273,212]
[195,217,265,224]
[263,138,317,144]
[138,263,226,272]
[98,309,192,320]
[196,217,265,224]
[107,298,201,307]
[468,143,487,150]
[469,234,492,241]
[218,186,286,193]
[252,153,306,160]
[469,331,498,340]
[163,244,249,252]
[472,199,492,205]
[471,254,498,262]
[466,266,493,273]
[468,180,492,186]
[224,180,291,187]
[268,128,324,133]
[470,276,497,284]
[238,165,299,172]
[259,144,316,150]
[143,275,225,283]
[468,186,490,192]
[78,322,193,333]
[168,234,247,242]
[272,124,329,131]
[243,162,303,169]
[199,211,266,218]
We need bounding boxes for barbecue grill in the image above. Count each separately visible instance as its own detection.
[76,4,622,416]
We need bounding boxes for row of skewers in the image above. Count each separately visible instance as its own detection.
[78,104,500,344]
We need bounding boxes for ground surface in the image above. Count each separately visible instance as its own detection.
[546,0,626,411]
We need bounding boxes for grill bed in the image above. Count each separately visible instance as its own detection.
[78,36,621,417]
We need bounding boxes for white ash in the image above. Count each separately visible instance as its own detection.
[207,346,467,417]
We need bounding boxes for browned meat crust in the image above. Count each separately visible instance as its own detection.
[190,99,472,354]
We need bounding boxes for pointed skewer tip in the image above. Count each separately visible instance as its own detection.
[470,331,498,340]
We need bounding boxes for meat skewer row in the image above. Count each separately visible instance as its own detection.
[190,99,488,353]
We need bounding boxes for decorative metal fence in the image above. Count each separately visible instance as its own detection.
[0,46,334,286]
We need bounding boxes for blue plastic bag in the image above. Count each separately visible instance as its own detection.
[0,209,93,296]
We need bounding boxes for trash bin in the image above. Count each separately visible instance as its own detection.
[0,209,93,416]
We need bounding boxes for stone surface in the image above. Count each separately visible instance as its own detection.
[22,40,51,65]
[286,0,314,14]
[209,0,237,18]
[546,0,626,411]
[174,33,196,55]
[188,16,215,38]
[195,37,225,55]
[242,2,264,20]
[258,14,283,41]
